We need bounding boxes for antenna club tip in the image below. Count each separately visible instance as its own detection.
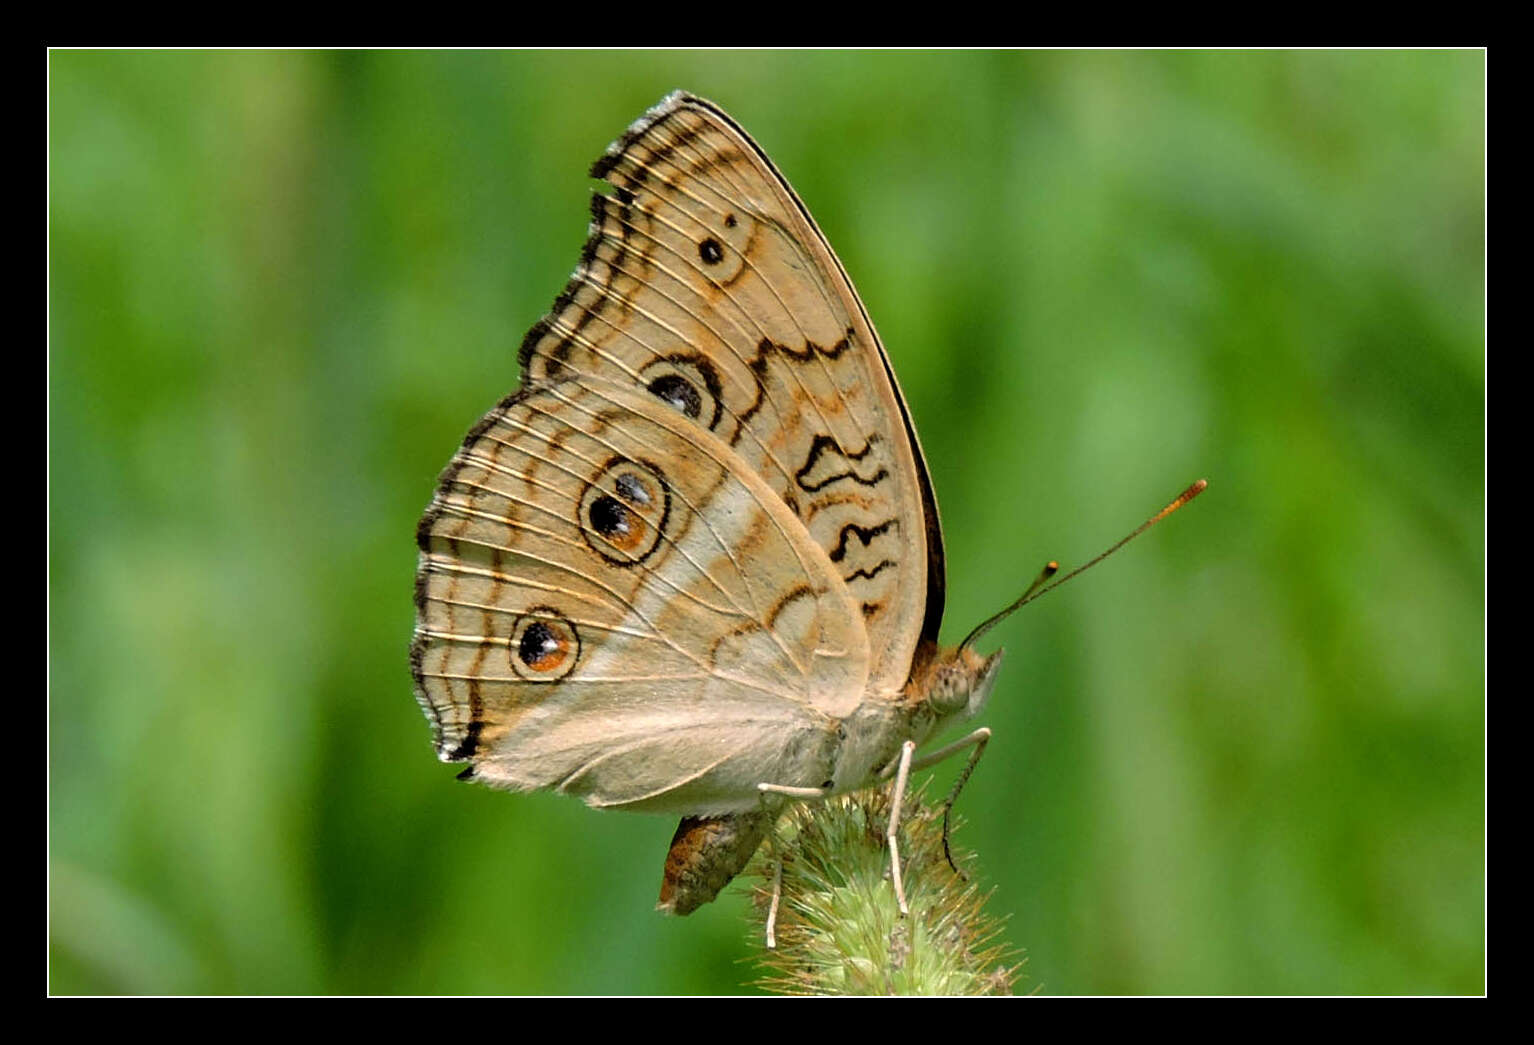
[1170,478,1208,510]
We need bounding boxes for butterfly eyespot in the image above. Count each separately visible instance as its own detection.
[724,213,737,228]
[578,458,671,566]
[698,237,724,265]
[509,609,579,682]
[645,373,703,421]
[638,355,724,430]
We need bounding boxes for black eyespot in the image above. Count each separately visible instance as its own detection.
[639,356,723,431]
[645,373,703,420]
[699,237,724,265]
[724,213,737,228]
[588,496,633,540]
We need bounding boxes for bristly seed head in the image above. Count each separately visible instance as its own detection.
[747,784,1023,996]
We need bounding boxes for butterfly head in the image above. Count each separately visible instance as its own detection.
[924,644,1006,721]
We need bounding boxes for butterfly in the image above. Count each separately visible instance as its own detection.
[410,91,1203,930]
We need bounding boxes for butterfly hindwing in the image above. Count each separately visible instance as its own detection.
[412,378,871,814]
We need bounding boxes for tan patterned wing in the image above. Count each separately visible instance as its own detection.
[411,378,870,815]
[518,92,945,696]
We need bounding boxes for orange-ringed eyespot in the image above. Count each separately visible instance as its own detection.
[509,608,579,682]
[578,457,671,566]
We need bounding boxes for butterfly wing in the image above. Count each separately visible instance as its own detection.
[519,92,945,695]
[412,378,870,814]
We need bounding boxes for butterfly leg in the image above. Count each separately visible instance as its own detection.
[878,727,992,876]
[900,726,992,778]
[753,782,833,948]
[894,727,992,878]
[765,856,784,950]
[757,782,836,799]
[886,739,917,917]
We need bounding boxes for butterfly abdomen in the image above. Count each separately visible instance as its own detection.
[657,808,775,916]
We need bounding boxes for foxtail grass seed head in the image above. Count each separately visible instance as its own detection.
[746,784,1023,996]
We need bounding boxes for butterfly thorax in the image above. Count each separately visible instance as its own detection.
[828,643,1005,793]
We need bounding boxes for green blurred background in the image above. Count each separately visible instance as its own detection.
[48,50,1484,995]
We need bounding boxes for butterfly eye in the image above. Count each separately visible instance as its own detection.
[509,609,579,682]
[639,355,723,431]
[579,458,671,566]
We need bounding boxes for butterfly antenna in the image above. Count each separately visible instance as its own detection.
[959,479,1208,651]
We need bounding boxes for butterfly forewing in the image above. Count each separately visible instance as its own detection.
[518,93,941,695]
